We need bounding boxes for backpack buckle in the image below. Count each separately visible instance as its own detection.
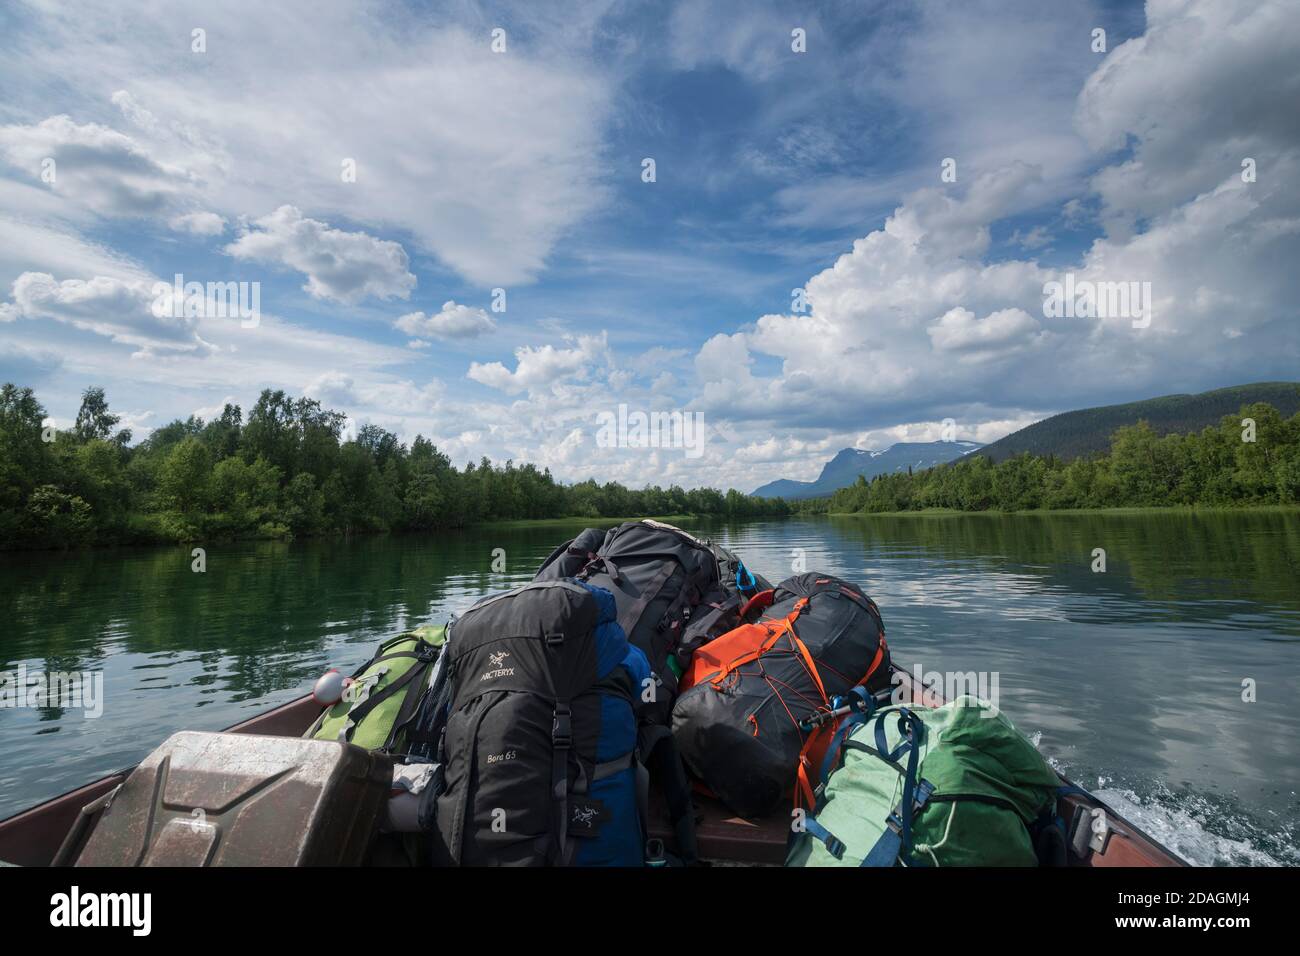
[884,780,935,837]
[552,705,572,749]
[914,780,935,809]
[545,632,564,648]
[825,834,846,860]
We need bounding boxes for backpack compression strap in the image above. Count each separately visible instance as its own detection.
[551,702,572,865]
[861,708,931,867]
[336,643,439,745]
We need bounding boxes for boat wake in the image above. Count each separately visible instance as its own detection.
[1092,783,1295,868]
[1041,752,1295,866]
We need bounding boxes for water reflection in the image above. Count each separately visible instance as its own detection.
[2,513,1296,863]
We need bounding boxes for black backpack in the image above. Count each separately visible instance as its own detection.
[534,519,769,723]
[671,573,891,819]
[430,580,651,866]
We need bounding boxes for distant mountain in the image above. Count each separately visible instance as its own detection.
[978,382,1300,463]
[752,440,983,500]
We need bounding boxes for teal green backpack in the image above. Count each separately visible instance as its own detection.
[788,693,1061,867]
[307,626,445,753]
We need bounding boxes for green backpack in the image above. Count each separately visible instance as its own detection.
[788,694,1061,867]
[307,626,445,753]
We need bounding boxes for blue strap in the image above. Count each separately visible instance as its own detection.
[818,687,876,787]
[735,562,757,593]
[804,816,846,860]
[884,708,920,764]
[861,710,930,867]
[862,826,902,867]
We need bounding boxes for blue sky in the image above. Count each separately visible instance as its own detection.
[1,0,1297,492]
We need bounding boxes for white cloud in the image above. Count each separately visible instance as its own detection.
[3,0,1297,499]
[2,271,210,356]
[0,115,196,217]
[395,301,495,341]
[224,205,415,304]
[169,210,225,236]
[0,218,150,285]
[3,2,613,286]
[1075,0,1300,240]
[468,332,610,396]
[688,0,1300,438]
[927,306,1040,354]
[668,0,821,82]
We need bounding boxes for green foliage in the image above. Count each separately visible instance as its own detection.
[74,385,132,446]
[797,402,1300,515]
[979,382,1300,463]
[23,485,95,548]
[0,384,789,549]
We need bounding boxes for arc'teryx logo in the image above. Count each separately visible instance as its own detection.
[481,650,514,681]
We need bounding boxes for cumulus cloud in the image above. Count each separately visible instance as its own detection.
[928,307,1040,354]
[224,205,416,303]
[3,0,1297,499]
[1075,0,1300,240]
[468,333,610,396]
[1,271,210,356]
[693,0,1300,437]
[395,301,496,342]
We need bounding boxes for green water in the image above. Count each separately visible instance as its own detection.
[2,512,1298,865]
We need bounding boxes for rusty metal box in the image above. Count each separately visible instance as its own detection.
[72,731,392,866]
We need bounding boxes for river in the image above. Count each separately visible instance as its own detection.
[2,512,1297,865]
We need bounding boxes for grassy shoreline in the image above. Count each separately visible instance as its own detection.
[807,504,1300,518]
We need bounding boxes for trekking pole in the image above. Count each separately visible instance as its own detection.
[799,687,893,732]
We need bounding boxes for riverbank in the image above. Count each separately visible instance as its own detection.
[808,504,1300,518]
[0,513,723,553]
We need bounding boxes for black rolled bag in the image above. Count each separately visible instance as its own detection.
[534,519,770,724]
[430,579,651,866]
[670,572,892,819]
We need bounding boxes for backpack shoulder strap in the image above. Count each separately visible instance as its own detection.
[638,723,699,866]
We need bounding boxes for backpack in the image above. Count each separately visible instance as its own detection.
[307,627,445,752]
[670,573,890,819]
[431,580,651,866]
[534,519,769,724]
[787,696,1062,867]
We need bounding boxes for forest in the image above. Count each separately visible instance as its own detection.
[4,384,1296,550]
[796,402,1300,515]
[0,384,788,550]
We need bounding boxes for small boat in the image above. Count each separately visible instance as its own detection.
[0,664,1185,867]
